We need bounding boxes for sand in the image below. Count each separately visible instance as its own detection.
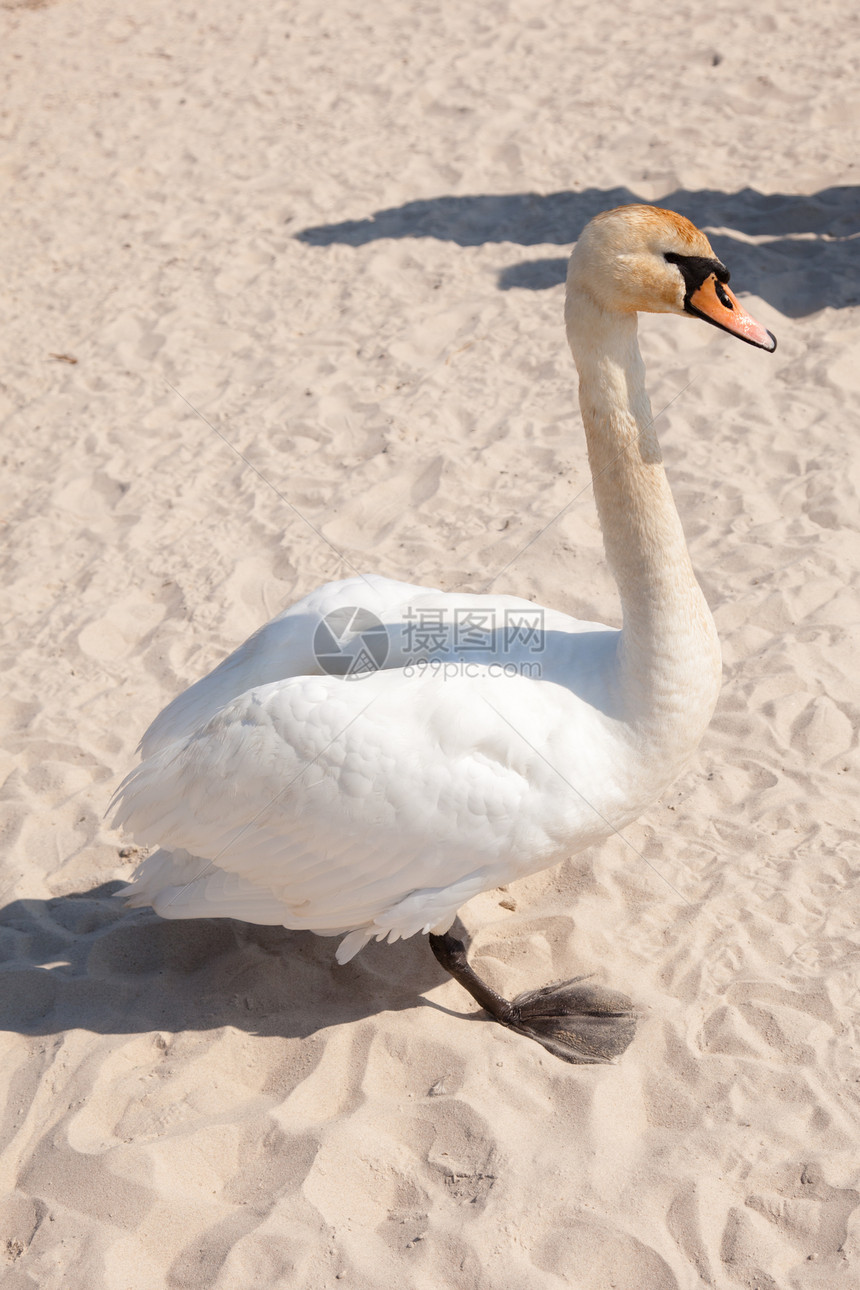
[1,0,860,1285]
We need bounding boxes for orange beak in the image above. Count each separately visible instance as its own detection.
[688,275,776,352]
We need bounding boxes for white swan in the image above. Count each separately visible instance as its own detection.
[112,205,775,1063]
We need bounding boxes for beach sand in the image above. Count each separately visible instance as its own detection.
[1,0,859,1285]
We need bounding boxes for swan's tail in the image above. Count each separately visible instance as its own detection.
[118,849,291,924]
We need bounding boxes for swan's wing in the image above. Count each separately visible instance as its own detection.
[113,669,588,942]
[140,569,612,759]
[140,574,435,757]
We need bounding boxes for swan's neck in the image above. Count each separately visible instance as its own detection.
[566,293,721,748]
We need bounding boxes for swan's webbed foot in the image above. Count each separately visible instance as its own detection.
[505,977,637,1064]
[429,931,636,1065]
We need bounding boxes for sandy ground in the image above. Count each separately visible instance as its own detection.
[2,0,860,1286]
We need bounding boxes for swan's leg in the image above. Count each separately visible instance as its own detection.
[428,931,637,1065]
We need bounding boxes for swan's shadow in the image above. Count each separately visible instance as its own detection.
[297,184,860,316]
[0,883,457,1041]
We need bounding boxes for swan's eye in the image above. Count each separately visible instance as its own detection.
[663,252,731,292]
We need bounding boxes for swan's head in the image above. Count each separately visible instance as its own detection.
[566,204,776,352]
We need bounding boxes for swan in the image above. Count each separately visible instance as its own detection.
[111,205,776,1064]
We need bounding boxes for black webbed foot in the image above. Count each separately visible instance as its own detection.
[504,976,637,1064]
[429,931,637,1065]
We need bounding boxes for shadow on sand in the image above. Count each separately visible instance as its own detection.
[297,185,860,315]
[0,883,453,1042]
